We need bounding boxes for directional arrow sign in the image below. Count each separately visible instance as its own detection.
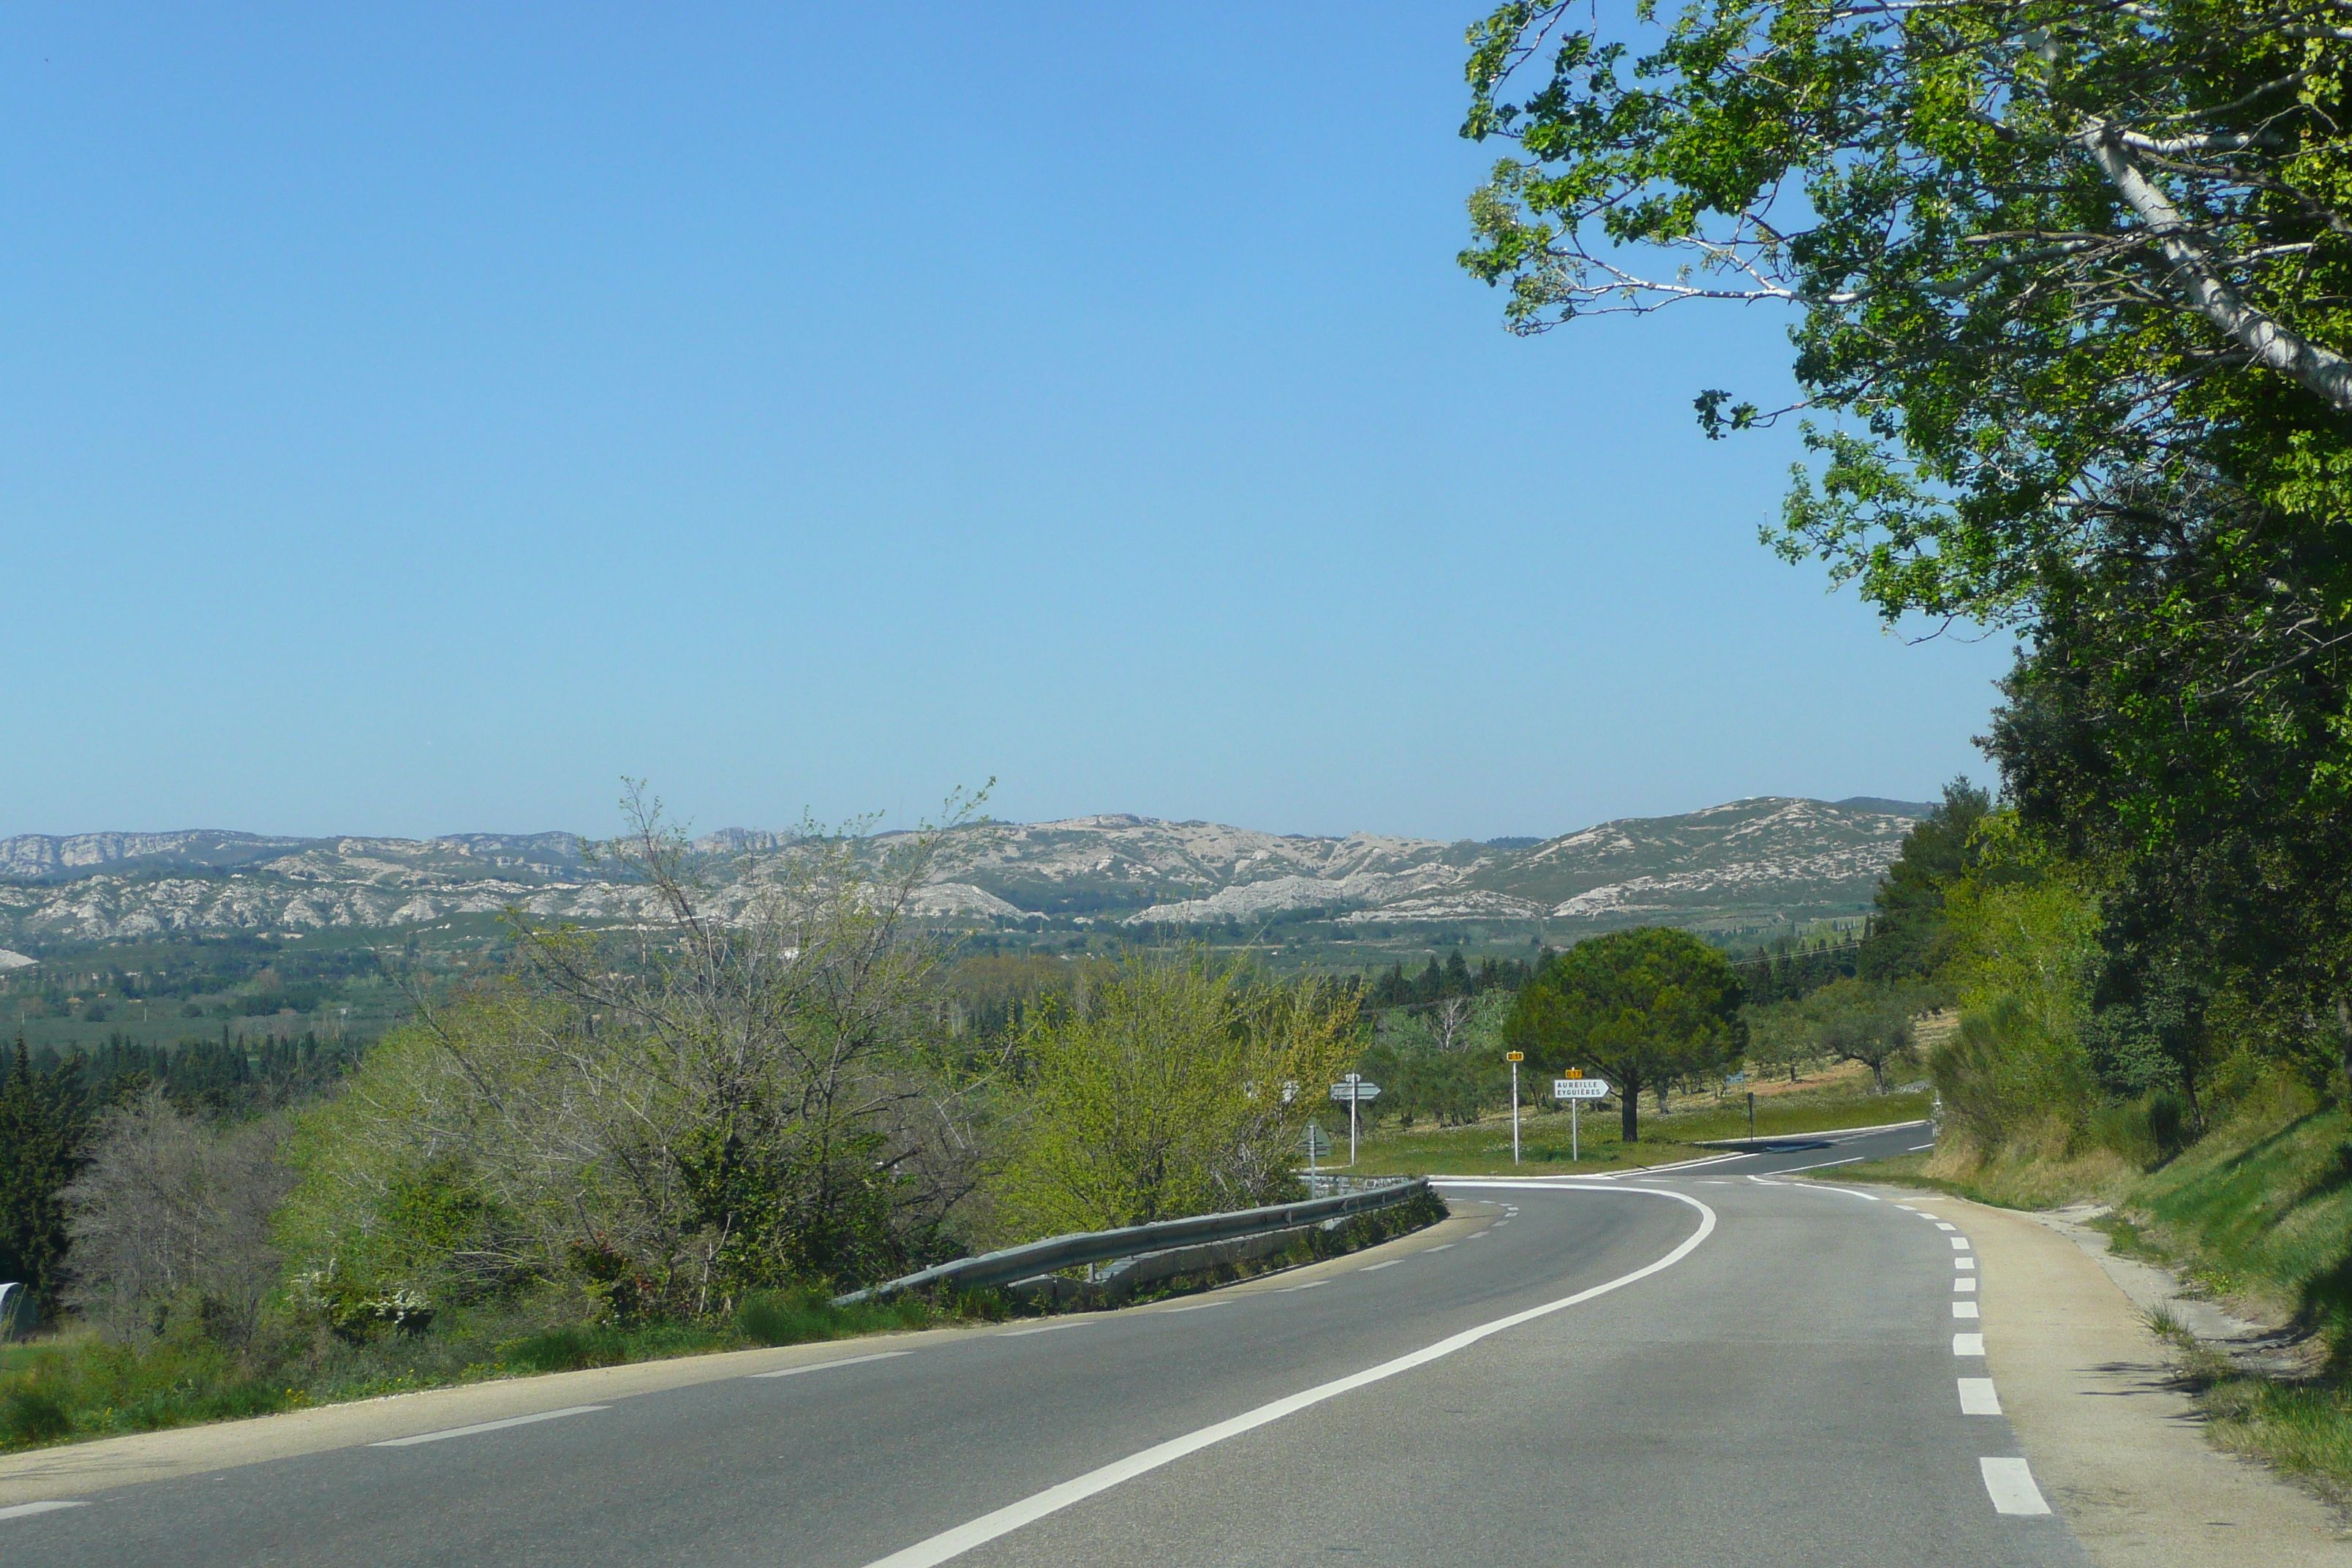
[1554,1077,1610,1100]
[1302,1122,1334,1156]
[1329,1082,1382,1102]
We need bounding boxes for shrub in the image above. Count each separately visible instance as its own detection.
[0,1385,70,1445]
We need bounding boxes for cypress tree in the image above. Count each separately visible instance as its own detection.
[0,1037,84,1317]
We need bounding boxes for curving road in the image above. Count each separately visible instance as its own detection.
[4,1119,2092,1567]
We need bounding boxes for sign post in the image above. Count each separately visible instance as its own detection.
[1304,1120,1334,1184]
[1329,1074,1382,1165]
[1551,1071,1610,1161]
[1505,1051,1524,1165]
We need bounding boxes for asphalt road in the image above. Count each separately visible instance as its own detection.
[7,1116,2092,1567]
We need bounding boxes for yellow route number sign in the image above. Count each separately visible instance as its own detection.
[1504,1050,1523,1062]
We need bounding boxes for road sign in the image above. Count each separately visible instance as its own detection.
[1553,1077,1610,1100]
[1505,1051,1524,1063]
[1329,1081,1382,1102]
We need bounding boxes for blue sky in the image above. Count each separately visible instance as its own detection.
[2,4,2010,843]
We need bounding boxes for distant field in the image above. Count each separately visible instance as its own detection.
[1338,1088,1931,1177]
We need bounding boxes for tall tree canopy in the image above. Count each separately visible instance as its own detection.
[1504,927,1745,1140]
[1460,0,2352,624]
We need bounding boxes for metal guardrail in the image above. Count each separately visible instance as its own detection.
[835,1177,1430,1305]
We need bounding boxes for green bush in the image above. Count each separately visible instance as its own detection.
[0,1385,70,1445]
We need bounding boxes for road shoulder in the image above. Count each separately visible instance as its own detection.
[1904,1188,2347,1567]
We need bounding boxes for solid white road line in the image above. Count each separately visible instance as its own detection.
[1955,1276,1978,1292]
[1000,1322,1093,1338]
[1769,1154,1866,1174]
[1980,1457,2053,1515]
[855,1189,1719,1568]
[1954,1300,1981,1319]
[0,1501,87,1521]
[1958,1378,2002,1415]
[1358,1260,1400,1272]
[372,1405,608,1447]
[750,1352,910,1379]
[1954,1333,1986,1356]
[1811,1185,1882,1202]
[1907,1142,1935,1152]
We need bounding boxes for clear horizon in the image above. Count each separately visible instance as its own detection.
[4,5,2011,843]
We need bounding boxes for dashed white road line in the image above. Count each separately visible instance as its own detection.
[0,1501,86,1522]
[1954,1333,1986,1356]
[1958,1378,2002,1415]
[372,1405,608,1448]
[1466,1231,1490,1240]
[1359,1259,1400,1273]
[1746,1176,1786,1186]
[1950,1237,1972,1251]
[1001,1321,1093,1337]
[1956,1256,1976,1271]
[1156,1300,1228,1313]
[1906,1142,1935,1152]
[750,1351,910,1379]
[1955,1276,1978,1292]
[1935,1221,1958,1232]
[1953,1300,1981,1319]
[1980,1458,2052,1515]
[1275,1280,1329,1293]
[1422,1243,1454,1253]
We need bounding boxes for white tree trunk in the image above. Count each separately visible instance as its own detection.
[2082,127,2352,412]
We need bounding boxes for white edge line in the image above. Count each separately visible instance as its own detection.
[856,1188,1717,1568]
[1980,1457,2051,1515]
[371,1404,609,1447]
[1774,1154,1866,1174]
[750,1351,911,1379]
[1809,1184,1882,1201]
[0,1501,87,1521]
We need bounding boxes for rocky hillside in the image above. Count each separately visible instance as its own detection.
[0,796,1928,945]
